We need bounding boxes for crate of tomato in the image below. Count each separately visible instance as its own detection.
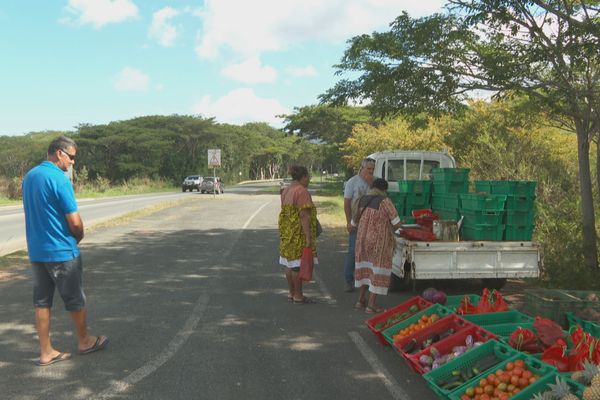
[365,296,431,346]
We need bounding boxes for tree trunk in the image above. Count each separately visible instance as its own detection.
[597,141,600,198]
[575,122,598,270]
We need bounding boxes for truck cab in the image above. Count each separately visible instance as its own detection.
[368,150,456,191]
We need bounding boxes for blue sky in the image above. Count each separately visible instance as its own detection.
[0,0,445,135]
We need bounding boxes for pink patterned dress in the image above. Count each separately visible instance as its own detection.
[354,195,400,295]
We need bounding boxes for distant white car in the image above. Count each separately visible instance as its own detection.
[182,175,203,192]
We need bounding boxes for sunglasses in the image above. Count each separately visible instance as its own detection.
[60,149,76,161]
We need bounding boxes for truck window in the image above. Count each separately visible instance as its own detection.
[387,159,441,180]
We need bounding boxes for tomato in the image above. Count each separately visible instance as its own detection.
[479,379,488,387]
[518,378,529,388]
[487,374,496,384]
[484,384,494,395]
[512,367,523,377]
[529,377,537,385]
[522,370,533,380]
[475,387,484,395]
[499,373,510,383]
[461,395,471,400]
[510,375,520,386]
[495,369,504,376]
[507,384,515,392]
[505,361,514,371]
[514,359,525,368]
[466,387,475,396]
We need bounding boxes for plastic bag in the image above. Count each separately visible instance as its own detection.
[542,338,570,372]
[476,288,509,313]
[533,316,566,348]
[298,247,314,281]
[490,290,509,312]
[508,327,544,353]
[456,295,478,315]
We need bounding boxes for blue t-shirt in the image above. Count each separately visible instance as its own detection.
[22,161,80,262]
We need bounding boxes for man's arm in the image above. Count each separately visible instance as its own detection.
[344,197,353,233]
[65,212,84,243]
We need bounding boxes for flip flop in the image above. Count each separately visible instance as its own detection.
[35,352,71,367]
[79,336,109,355]
[287,296,294,302]
[293,296,316,304]
[365,306,385,314]
[354,301,366,310]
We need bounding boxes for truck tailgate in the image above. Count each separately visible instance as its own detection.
[392,238,541,279]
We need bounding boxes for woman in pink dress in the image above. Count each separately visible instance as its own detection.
[354,178,402,313]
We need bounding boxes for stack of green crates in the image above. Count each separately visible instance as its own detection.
[475,180,537,240]
[397,180,432,217]
[388,191,406,217]
[459,193,507,240]
[431,168,470,221]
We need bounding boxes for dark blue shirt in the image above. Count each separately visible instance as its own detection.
[22,161,79,262]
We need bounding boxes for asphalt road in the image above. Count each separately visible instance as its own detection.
[0,186,437,400]
[0,183,272,257]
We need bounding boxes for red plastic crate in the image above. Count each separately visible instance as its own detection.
[393,314,475,363]
[406,325,497,374]
[365,296,432,346]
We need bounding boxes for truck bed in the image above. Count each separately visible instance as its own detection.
[392,237,541,280]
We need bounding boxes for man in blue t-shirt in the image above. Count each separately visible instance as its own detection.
[22,136,108,366]
[343,157,375,293]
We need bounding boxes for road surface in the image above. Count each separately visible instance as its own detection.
[0,185,437,400]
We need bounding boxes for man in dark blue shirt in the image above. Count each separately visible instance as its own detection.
[22,136,108,366]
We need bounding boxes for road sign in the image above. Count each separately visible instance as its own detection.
[208,149,221,167]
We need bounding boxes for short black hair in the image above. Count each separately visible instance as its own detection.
[372,178,388,191]
[289,165,309,181]
[48,136,77,155]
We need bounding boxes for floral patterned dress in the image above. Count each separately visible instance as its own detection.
[278,183,318,268]
[354,195,400,295]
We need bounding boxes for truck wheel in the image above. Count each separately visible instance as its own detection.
[481,278,507,290]
[182,188,186,192]
[390,262,415,292]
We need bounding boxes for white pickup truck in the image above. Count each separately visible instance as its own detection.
[368,150,542,291]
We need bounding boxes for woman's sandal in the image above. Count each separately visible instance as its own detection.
[354,301,366,310]
[293,296,316,304]
[365,306,385,314]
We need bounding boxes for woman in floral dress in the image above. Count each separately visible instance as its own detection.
[278,165,318,304]
[354,178,402,313]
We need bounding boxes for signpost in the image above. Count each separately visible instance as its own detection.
[208,149,221,197]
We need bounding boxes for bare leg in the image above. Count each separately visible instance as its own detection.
[70,308,106,352]
[357,285,368,305]
[284,268,294,299]
[292,269,303,301]
[367,292,378,309]
[35,307,67,363]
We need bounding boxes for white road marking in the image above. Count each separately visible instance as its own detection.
[90,201,272,399]
[312,270,336,305]
[348,331,410,400]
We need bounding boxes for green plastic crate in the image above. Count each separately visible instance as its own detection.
[381,304,453,346]
[566,312,600,338]
[431,168,470,182]
[431,194,444,209]
[448,352,556,400]
[405,192,431,208]
[445,294,481,311]
[505,209,535,225]
[511,372,583,400]
[460,193,507,211]
[524,289,589,328]
[504,224,534,240]
[433,208,460,221]
[505,195,536,211]
[460,209,504,225]
[423,340,517,399]
[485,321,535,338]
[461,224,505,241]
[462,310,534,327]
[475,180,537,197]
[433,180,469,194]
[398,180,432,194]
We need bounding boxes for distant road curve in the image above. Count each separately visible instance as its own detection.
[0,181,276,257]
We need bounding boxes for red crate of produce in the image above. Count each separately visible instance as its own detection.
[365,296,432,346]
[406,325,498,374]
[393,314,475,366]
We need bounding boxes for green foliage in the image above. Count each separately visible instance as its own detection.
[7,177,22,200]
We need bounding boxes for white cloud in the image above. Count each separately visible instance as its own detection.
[286,65,318,77]
[149,7,179,47]
[113,67,150,92]
[221,57,277,84]
[63,0,139,28]
[194,0,445,59]
[191,88,288,126]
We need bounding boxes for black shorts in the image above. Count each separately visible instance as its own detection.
[32,255,86,311]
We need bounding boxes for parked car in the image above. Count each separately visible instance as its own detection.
[182,175,203,192]
[200,177,224,194]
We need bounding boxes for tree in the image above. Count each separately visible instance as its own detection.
[322,2,600,270]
